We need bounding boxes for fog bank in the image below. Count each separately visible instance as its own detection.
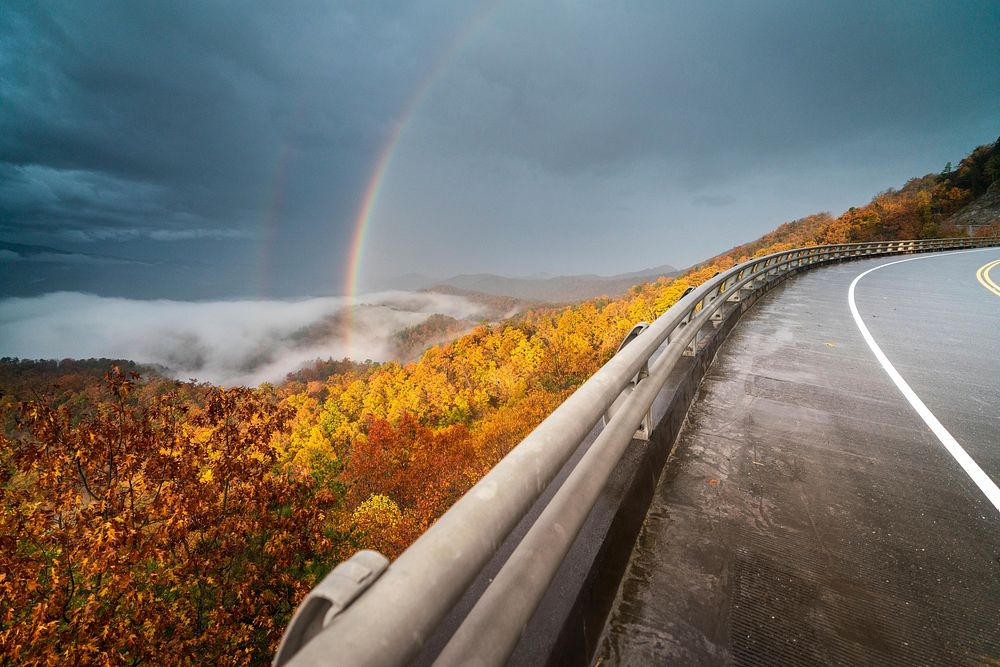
[0,291,488,386]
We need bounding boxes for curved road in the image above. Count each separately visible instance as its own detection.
[852,249,1000,510]
[597,249,1000,666]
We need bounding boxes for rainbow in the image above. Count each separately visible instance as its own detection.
[257,141,292,298]
[342,115,408,302]
[342,3,501,304]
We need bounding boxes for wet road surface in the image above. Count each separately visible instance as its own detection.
[595,249,1000,666]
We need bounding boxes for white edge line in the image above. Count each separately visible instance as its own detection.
[848,248,1000,514]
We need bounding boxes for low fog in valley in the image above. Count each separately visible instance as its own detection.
[0,290,504,385]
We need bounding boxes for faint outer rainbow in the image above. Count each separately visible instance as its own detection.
[257,99,306,299]
[257,141,291,298]
[342,3,501,306]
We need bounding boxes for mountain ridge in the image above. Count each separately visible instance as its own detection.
[376,263,680,302]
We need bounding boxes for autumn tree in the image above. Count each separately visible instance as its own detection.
[1,369,342,665]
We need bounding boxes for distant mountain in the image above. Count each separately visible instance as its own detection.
[373,272,439,291]
[428,263,680,302]
[421,285,541,317]
[391,314,474,362]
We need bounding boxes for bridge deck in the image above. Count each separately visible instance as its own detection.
[596,250,1000,665]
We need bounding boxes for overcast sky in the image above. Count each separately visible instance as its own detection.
[2,0,998,298]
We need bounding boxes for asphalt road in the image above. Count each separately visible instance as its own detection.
[596,249,1000,666]
[853,249,1000,500]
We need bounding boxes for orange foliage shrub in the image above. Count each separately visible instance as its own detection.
[1,370,341,665]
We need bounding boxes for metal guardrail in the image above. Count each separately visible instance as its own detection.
[277,236,1000,667]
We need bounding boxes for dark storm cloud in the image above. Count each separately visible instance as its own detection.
[2,1,998,295]
[420,1,998,178]
[0,0,477,294]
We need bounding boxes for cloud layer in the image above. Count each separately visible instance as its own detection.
[0,290,488,386]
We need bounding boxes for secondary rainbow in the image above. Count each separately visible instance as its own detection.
[257,140,292,298]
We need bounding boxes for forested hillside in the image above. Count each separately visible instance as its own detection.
[2,138,999,665]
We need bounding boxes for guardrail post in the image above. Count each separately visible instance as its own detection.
[603,322,652,441]
[683,310,699,356]
[729,270,747,302]
[710,283,726,321]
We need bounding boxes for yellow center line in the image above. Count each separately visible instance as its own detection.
[976,258,1000,297]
